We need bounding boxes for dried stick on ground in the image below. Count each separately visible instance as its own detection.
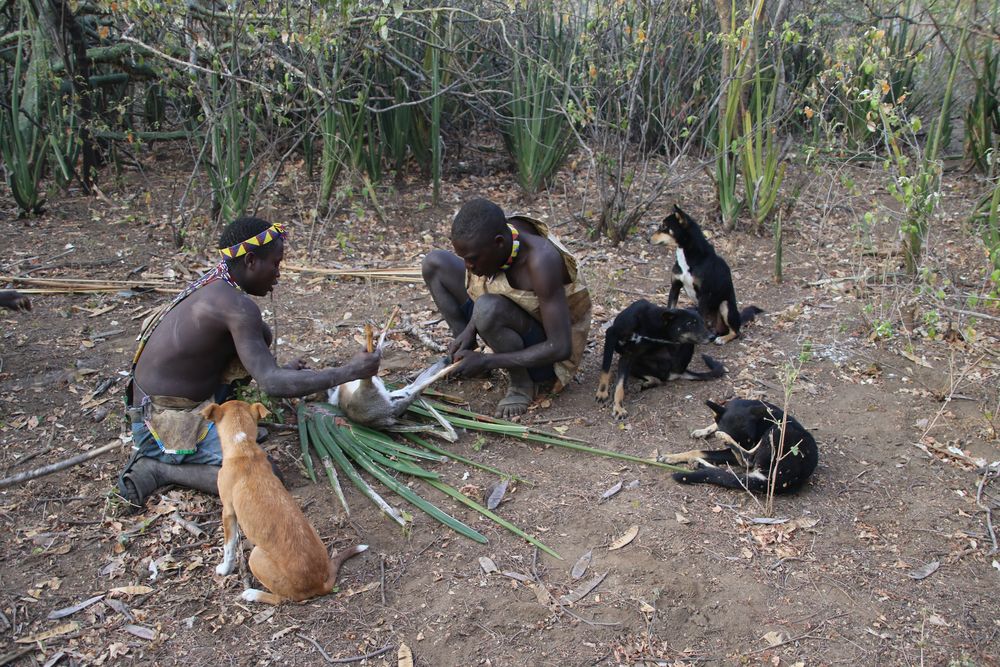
[399,313,447,353]
[0,441,122,489]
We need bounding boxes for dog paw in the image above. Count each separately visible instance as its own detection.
[241,589,265,602]
[216,561,233,576]
[612,405,629,420]
[638,377,662,391]
[595,386,609,402]
[691,427,712,438]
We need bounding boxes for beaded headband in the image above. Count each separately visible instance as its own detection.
[219,223,287,259]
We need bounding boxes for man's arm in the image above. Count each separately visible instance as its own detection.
[227,297,379,397]
[460,247,573,372]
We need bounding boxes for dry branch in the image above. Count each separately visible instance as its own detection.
[282,264,422,283]
[0,441,122,489]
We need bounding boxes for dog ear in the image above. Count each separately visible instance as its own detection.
[674,205,689,226]
[705,400,725,418]
[201,402,221,422]
[251,402,271,421]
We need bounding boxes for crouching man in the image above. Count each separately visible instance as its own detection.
[117,217,380,512]
[422,198,591,418]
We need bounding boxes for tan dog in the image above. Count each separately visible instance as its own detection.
[202,400,367,604]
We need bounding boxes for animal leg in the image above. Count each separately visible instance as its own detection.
[596,328,620,402]
[215,501,240,576]
[595,370,612,402]
[691,422,718,439]
[638,375,663,390]
[241,589,286,605]
[657,448,710,464]
[667,280,681,309]
[611,355,633,419]
[713,300,740,345]
[245,546,294,604]
[672,467,768,492]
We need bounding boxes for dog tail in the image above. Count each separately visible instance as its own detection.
[740,306,764,325]
[672,468,769,493]
[680,354,726,381]
[325,544,369,591]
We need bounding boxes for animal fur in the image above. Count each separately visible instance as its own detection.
[660,399,818,494]
[203,400,366,604]
[329,357,458,429]
[650,205,762,344]
[596,300,724,419]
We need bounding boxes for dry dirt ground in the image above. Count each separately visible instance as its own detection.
[1,152,998,666]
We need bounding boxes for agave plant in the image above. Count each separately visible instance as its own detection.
[501,5,576,195]
[0,20,47,215]
[298,395,686,555]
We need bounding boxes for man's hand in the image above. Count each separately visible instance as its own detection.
[447,325,477,359]
[345,350,381,380]
[452,349,493,378]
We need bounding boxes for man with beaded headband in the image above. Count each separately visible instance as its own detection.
[422,199,592,418]
[116,217,380,513]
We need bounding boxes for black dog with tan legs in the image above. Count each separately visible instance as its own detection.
[662,399,818,494]
[650,205,762,344]
[596,299,724,419]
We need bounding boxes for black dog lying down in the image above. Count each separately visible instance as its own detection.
[596,299,724,419]
[661,399,818,494]
[650,205,762,344]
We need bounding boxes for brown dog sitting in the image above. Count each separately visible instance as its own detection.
[202,400,367,604]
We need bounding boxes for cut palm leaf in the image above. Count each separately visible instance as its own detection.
[424,479,561,560]
[309,414,404,525]
[331,425,488,544]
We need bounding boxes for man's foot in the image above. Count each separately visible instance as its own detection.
[115,454,162,515]
[495,388,532,419]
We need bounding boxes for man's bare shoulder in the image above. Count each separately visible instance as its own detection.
[524,234,567,278]
[190,281,262,321]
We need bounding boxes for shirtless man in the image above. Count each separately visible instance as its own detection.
[422,199,591,418]
[117,217,380,512]
[0,290,31,311]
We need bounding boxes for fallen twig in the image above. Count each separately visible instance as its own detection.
[282,263,421,283]
[7,429,56,471]
[0,440,122,489]
[976,466,999,555]
[399,313,447,353]
[295,634,394,664]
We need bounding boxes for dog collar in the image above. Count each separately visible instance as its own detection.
[500,224,520,271]
[629,332,686,346]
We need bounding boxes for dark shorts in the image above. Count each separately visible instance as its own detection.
[462,299,557,383]
[125,383,232,466]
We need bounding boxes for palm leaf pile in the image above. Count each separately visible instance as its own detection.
[297,396,687,559]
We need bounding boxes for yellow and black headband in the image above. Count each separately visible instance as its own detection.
[219,223,287,260]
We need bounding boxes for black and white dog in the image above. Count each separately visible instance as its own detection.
[650,205,762,344]
[596,300,724,419]
[661,399,818,494]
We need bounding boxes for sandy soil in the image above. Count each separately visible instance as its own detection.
[1,153,998,666]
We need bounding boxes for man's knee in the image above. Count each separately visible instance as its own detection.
[471,294,523,332]
[421,249,455,284]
